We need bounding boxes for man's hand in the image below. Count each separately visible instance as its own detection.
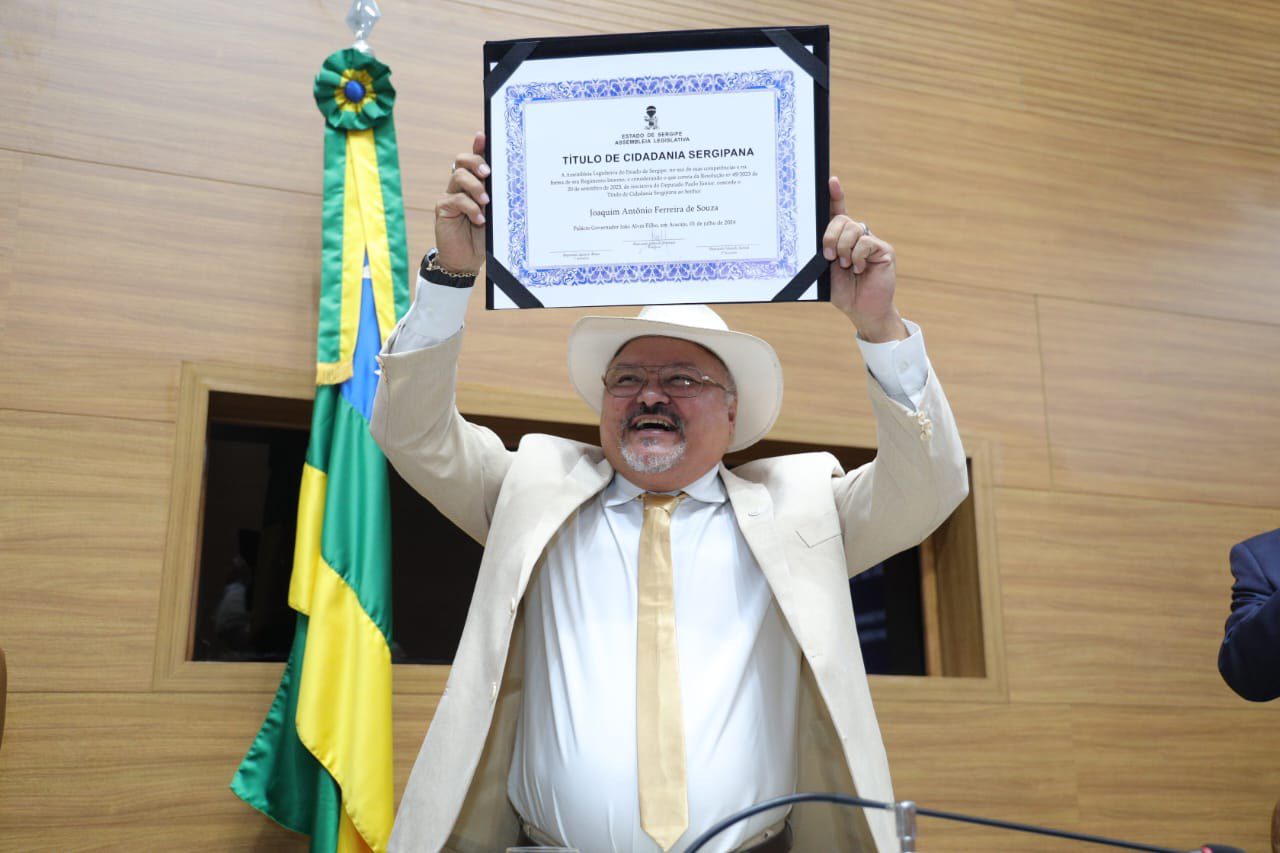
[823,176,907,342]
[435,132,490,274]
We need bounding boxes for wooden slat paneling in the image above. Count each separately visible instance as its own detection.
[392,692,441,799]
[874,283,1050,489]
[0,690,443,849]
[1013,0,1280,152]
[5,154,318,364]
[7,1,1276,185]
[0,410,172,692]
[0,346,183,424]
[0,150,18,341]
[1039,297,1280,507]
[5,1,1277,327]
[433,0,1280,152]
[1071,703,1280,852]
[997,487,1280,706]
[0,0,576,196]
[876,700,1078,852]
[0,692,307,849]
[0,154,424,422]
[722,292,1048,486]
[830,82,1280,328]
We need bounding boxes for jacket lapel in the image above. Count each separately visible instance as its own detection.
[720,465,830,673]
[720,464,795,599]
[515,453,614,593]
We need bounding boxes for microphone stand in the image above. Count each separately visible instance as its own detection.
[894,800,916,853]
[682,792,1208,853]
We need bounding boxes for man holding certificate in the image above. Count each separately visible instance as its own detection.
[371,132,968,852]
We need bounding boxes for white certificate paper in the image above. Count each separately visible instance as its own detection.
[487,42,821,309]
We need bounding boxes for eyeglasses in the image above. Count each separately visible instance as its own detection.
[602,364,731,398]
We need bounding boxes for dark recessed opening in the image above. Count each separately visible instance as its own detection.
[193,393,930,675]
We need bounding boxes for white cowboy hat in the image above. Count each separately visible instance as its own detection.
[567,304,784,452]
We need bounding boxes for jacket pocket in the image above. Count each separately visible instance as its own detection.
[795,511,841,548]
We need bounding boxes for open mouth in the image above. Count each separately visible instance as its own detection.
[617,407,688,473]
[628,415,679,433]
[619,404,684,448]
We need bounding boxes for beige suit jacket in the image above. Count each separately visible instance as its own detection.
[370,329,968,853]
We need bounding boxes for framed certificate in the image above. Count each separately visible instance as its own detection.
[483,26,830,310]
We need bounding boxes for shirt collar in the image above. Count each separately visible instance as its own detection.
[603,463,727,507]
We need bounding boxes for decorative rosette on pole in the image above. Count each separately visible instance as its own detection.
[314,48,396,131]
[311,46,409,386]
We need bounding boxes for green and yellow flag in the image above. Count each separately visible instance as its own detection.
[232,47,409,853]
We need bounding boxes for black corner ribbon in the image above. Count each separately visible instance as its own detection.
[770,252,828,302]
[486,253,544,309]
[484,40,540,99]
[763,28,829,90]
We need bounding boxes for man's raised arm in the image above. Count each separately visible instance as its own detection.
[370,133,513,544]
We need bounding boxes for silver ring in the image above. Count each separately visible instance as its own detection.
[861,221,872,237]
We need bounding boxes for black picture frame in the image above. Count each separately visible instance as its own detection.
[482,25,831,310]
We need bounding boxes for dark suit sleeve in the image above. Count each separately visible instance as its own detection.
[1218,531,1280,702]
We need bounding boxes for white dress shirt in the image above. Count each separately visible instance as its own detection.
[387,277,933,850]
[508,465,797,852]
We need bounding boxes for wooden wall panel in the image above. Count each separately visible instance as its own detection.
[5,155,318,368]
[881,703,1280,852]
[392,693,440,801]
[876,700,1078,852]
[732,283,1051,489]
[0,410,171,693]
[0,347,183,425]
[0,691,445,848]
[1039,297,1280,507]
[1012,1,1280,152]
[0,692,306,849]
[1070,703,1280,852]
[829,83,1280,329]
[874,700,1280,853]
[0,151,18,339]
[0,154,433,422]
[462,0,1280,153]
[0,0,346,194]
[0,0,574,196]
[876,283,1049,489]
[5,0,1276,327]
[997,487,1280,707]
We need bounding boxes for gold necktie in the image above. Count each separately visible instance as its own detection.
[637,492,688,851]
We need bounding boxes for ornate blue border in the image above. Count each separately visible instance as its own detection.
[504,70,797,288]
